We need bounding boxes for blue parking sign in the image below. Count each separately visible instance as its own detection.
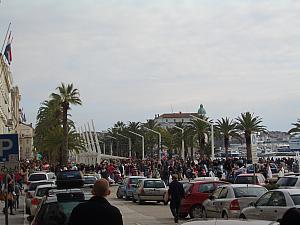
[0,134,19,162]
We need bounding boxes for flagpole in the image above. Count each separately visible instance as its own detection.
[1,22,11,54]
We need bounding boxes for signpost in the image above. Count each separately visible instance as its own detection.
[0,134,19,225]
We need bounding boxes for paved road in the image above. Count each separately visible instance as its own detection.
[0,185,189,225]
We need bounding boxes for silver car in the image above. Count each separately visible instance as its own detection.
[202,184,267,219]
[132,178,168,205]
[240,189,300,221]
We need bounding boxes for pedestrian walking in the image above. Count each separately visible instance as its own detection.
[68,178,123,225]
[168,174,185,224]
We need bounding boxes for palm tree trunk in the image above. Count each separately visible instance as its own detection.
[62,103,68,165]
[245,131,252,161]
[224,136,229,158]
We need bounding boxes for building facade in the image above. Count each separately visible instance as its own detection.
[17,123,34,160]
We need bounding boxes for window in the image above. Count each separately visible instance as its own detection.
[269,192,286,206]
[256,192,273,206]
[29,174,47,182]
[212,187,223,199]
[198,183,215,193]
[291,195,300,205]
[218,188,228,199]
[277,177,298,187]
[144,180,165,188]
[233,187,267,198]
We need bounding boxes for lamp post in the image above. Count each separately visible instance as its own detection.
[106,135,117,156]
[190,115,215,160]
[128,131,144,160]
[116,133,132,158]
[162,122,185,160]
[142,127,162,161]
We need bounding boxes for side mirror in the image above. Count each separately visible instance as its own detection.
[27,215,34,222]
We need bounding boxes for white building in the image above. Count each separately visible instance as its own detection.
[17,123,34,160]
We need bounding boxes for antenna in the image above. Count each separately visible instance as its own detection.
[171,104,174,113]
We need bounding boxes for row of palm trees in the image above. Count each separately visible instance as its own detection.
[105,112,267,161]
[35,83,300,165]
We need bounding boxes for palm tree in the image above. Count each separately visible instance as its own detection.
[50,83,82,165]
[215,117,241,158]
[190,115,211,157]
[288,119,300,134]
[236,112,266,161]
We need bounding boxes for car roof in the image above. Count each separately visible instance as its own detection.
[45,189,92,203]
[126,176,146,178]
[181,219,277,225]
[237,173,263,176]
[220,184,265,188]
[271,189,300,195]
[142,178,164,181]
[30,180,55,184]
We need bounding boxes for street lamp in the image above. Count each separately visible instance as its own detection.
[162,122,185,160]
[128,131,145,160]
[143,127,162,161]
[116,133,132,158]
[105,135,117,156]
[190,115,215,160]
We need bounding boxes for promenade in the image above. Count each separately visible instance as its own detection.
[0,194,26,225]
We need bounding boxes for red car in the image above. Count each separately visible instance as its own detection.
[179,180,228,218]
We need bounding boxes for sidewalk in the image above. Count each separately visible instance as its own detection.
[0,194,27,225]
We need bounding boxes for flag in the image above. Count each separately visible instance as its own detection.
[4,42,12,64]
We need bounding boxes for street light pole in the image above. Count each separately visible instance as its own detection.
[116,133,132,158]
[106,135,117,156]
[162,122,185,160]
[143,127,162,161]
[128,131,144,160]
[190,115,215,160]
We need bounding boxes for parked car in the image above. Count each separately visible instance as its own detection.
[202,184,267,219]
[181,219,278,225]
[28,172,56,184]
[30,183,57,216]
[132,178,168,205]
[116,176,145,200]
[240,189,300,221]
[234,173,266,186]
[28,188,92,225]
[25,180,55,215]
[276,174,300,188]
[179,180,228,218]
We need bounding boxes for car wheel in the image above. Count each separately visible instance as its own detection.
[138,196,144,205]
[202,207,207,218]
[222,211,228,220]
[190,205,203,218]
[125,193,130,200]
[116,188,122,199]
[240,214,246,219]
[132,197,137,203]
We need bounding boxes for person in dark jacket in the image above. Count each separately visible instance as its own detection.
[168,174,185,223]
[68,179,123,225]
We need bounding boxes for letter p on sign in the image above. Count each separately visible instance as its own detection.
[0,139,13,157]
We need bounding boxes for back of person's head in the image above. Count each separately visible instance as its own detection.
[172,174,178,181]
[92,179,110,197]
[280,207,300,225]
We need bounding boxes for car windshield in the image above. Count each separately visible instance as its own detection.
[291,195,300,205]
[29,182,53,191]
[39,201,84,225]
[130,178,142,184]
[235,176,258,184]
[183,183,193,193]
[144,180,165,188]
[277,177,298,186]
[29,174,47,181]
[233,187,267,198]
[37,187,55,197]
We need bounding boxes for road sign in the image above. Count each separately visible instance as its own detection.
[0,134,19,162]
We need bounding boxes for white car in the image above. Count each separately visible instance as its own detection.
[30,183,57,216]
[28,171,56,183]
[181,219,278,225]
[202,184,267,219]
[240,189,300,222]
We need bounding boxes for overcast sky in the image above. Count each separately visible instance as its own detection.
[0,0,299,132]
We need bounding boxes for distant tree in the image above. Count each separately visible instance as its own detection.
[236,112,266,161]
[215,117,241,158]
[288,119,300,134]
